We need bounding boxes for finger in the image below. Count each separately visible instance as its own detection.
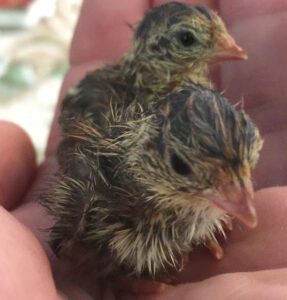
[253,130,287,187]
[220,8,287,187]
[221,0,287,25]
[70,0,150,65]
[120,269,287,300]
[0,121,36,210]
[221,8,287,106]
[151,0,217,10]
[0,207,59,299]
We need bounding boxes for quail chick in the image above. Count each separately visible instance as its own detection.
[42,84,263,283]
[59,2,246,131]
[43,2,256,292]
[58,2,247,171]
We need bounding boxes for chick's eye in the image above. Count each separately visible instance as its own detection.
[177,31,196,47]
[171,153,192,176]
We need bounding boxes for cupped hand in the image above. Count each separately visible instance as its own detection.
[1,1,287,299]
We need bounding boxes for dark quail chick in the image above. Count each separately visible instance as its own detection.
[42,85,263,281]
[59,2,247,170]
[59,2,247,122]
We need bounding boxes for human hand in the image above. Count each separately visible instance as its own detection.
[1,1,287,299]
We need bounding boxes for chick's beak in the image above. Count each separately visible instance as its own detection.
[206,180,257,228]
[208,32,248,62]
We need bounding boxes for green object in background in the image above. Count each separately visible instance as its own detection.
[0,61,37,98]
[0,61,67,99]
[51,62,68,77]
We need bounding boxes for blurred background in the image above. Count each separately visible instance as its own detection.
[0,0,83,162]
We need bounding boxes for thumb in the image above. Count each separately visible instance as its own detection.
[0,207,59,299]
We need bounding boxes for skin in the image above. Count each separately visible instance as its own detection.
[1,0,287,299]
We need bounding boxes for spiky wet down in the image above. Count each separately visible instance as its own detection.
[42,84,262,279]
[41,2,262,282]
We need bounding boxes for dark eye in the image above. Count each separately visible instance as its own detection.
[171,153,192,176]
[177,31,196,47]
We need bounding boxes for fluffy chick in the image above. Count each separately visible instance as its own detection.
[59,2,247,170]
[59,2,246,137]
[43,85,262,281]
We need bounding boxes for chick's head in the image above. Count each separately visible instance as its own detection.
[130,86,263,228]
[133,2,246,68]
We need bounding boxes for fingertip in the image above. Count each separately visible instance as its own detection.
[70,0,150,65]
[0,207,58,299]
[220,1,287,25]
[0,121,37,210]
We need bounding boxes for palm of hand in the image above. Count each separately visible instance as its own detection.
[1,1,287,299]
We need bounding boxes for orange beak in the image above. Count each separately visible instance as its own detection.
[208,32,248,62]
[206,180,257,228]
